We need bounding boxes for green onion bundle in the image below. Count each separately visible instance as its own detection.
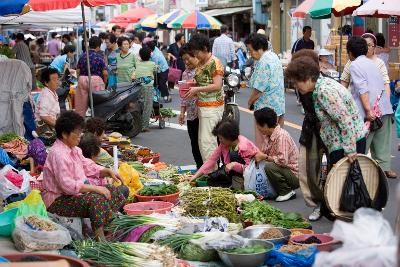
[73,240,176,267]
[157,233,204,254]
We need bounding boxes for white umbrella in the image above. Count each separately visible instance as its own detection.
[353,0,400,17]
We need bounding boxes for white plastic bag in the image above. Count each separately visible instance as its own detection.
[12,216,72,252]
[243,160,277,199]
[0,165,30,199]
[314,208,397,267]
[191,232,245,250]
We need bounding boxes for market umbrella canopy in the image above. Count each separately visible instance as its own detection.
[353,0,400,18]
[27,0,135,10]
[138,14,159,32]
[0,0,30,16]
[168,10,222,29]
[110,7,155,25]
[292,0,362,19]
[157,9,187,26]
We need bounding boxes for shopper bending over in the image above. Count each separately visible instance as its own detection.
[189,119,259,190]
[42,111,127,240]
[253,107,299,202]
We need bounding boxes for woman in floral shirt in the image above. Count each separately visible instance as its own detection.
[178,44,203,169]
[286,56,367,167]
[187,34,225,162]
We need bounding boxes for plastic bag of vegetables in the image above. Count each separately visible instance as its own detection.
[115,163,143,197]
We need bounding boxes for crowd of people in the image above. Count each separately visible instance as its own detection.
[0,23,399,230]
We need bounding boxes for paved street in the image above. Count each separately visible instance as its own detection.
[132,86,400,234]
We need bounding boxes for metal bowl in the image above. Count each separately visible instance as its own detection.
[238,226,291,245]
[217,240,274,267]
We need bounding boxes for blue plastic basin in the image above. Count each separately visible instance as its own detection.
[0,208,18,237]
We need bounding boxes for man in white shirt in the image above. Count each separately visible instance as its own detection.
[212,25,235,68]
[129,33,143,58]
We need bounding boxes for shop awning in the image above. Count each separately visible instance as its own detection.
[203,6,252,17]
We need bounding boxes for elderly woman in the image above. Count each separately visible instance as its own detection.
[286,56,367,167]
[245,33,285,149]
[189,119,259,190]
[42,111,127,240]
[35,68,61,145]
[342,36,395,179]
[117,37,136,83]
[186,34,225,161]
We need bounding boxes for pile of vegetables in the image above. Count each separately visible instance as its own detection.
[158,166,178,180]
[0,133,26,144]
[181,187,239,222]
[240,201,311,229]
[159,108,177,118]
[138,184,179,196]
[107,214,181,240]
[73,240,176,267]
[127,161,145,173]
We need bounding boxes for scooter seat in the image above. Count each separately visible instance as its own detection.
[92,89,118,105]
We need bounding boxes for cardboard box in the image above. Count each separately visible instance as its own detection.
[388,67,400,80]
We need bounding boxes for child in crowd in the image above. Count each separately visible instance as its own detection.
[178,44,203,169]
[132,46,157,132]
[78,133,109,186]
[85,117,114,168]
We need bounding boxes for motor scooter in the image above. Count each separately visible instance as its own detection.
[222,66,241,125]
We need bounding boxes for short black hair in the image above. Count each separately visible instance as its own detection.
[346,36,368,59]
[179,43,194,57]
[146,40,157,52]
[139,46,152,61]
[51,32,58,39]
[62,34,70,42]
[117,36,130,47]
[37,38,45,45]
[175,33,184,43]
[112,25,122,32]
[107,33,117,44]
[89,36,102,49]
[285,56,320,83]
[55,111,85,139]
[188,34,210,52]
[41,68,59,84]
[303,26,312,33]
[220,25,228,34]
[245,33,269,51]
[99,32,108,40]
[79,133,101,159]
[212,119,240,141]
[16,33,24,41]
[62,45,76,55]
[254,107,277,128]
[135,32,144,43]
[375,33,385,48]
[85,117,106,137]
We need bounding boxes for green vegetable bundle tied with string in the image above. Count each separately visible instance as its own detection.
[159,108,177,118]
[181,187,238,222]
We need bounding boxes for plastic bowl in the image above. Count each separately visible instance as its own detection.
[0,208,18,237]
[135,191,180,204]
[290,234,335,252]
[124,201,174,215]
[217,240,274,267]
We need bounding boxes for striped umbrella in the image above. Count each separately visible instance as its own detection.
[0,0,30,16]
[167,10,222,29]
[292,0,361,19]
[157,9,187,26]
[137,14,158,32]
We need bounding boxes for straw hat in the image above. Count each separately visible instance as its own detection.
[324,154,388,221]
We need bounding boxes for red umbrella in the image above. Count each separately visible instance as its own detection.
[27,0,137,117]
[110,7,154,25]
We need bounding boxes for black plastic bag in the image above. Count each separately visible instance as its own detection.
[339,160,372,213]
[207,167,231,187]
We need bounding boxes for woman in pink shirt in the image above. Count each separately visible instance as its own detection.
[42,111,127,240]
[189,120,258,189]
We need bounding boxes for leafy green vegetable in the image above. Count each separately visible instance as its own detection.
[224,244,268,254]
[0,133,22,144]
[240,201,311,229]
[138,226,165,243]
[179,242,218,262]
[138,184,179,196]
[159,108,177,118]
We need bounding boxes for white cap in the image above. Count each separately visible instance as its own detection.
[257,29,266,35]
[319,48,333,56]
[55,34,61,38]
